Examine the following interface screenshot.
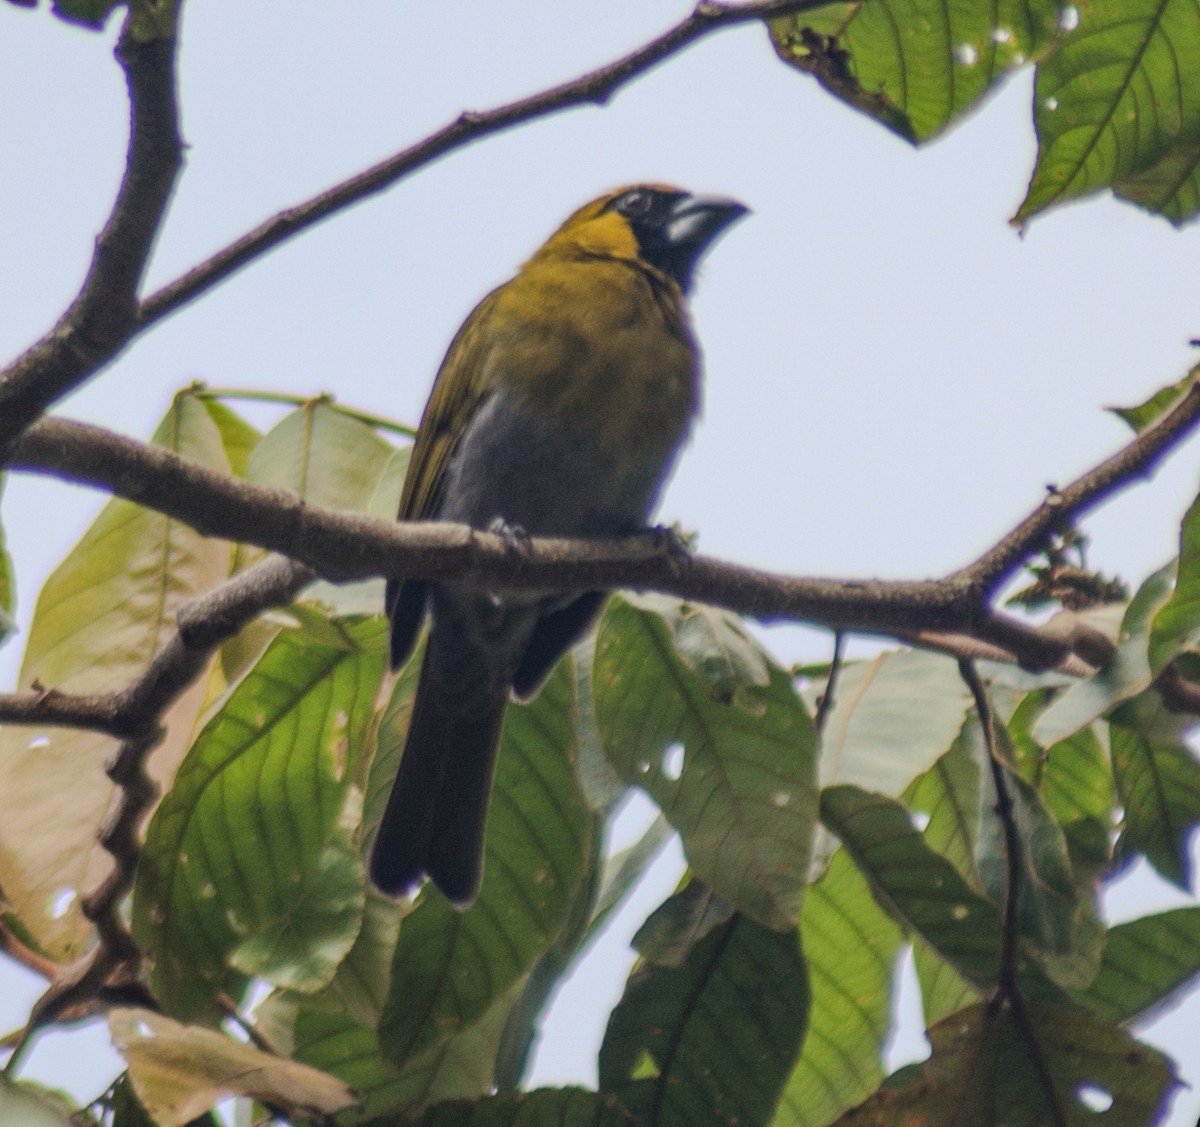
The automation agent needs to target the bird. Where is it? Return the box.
[368,184,747,907]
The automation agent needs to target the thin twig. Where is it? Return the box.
[136,0,828,332]
[813,631,845,735]
[960,377,1200,596]
[0,14,183,452]
[957,658,1067,1127]
[218,992,280,1056]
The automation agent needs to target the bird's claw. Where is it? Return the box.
[651,523,694,576]
[487,517,531,556]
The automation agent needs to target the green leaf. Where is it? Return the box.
[286,985,523,1119]
[1019,0,1200,222]
[594,595,816,931]
[1032,634,1152,746]
[1122,560,1177,636]
[1150,488,1200,671]
[229,831,365,994]
[775,849,903,1127]
[32,0,123,30]
[1110,722,1200,887]
[600,914,809,1127]
[1116,141,1200,224]
[375,661,592,1066]
[0,1074,77,1127]
[243,400,397,614]
[363,1088,638,1127]
[815,648,973,796]
[1109,372,1198,433]
[133,617,385,1019]
[0,391,235,958]
[1039,725,1114,879]
[820,785,1002,988]
[770,0,1060,143]
[1077,907,1200,1022]
[197,396,261,476]
[633,880,735,967]
[247,399,394,510]
[904,735,982,880]
[834,1000,1176,1126]
[913,940,982,1026]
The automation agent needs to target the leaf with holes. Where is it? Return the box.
[770,0,1060,143]
[132,616,385,1019]
[0,391,236,959]
[594,596,816,931]
[1020,0,1200,222]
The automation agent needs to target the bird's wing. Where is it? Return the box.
[398,286,503,522]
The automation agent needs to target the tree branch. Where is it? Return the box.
[14,377,1200,673]
[136,0,826,330]
[0,1,824,459]
[0,16,182,452]
[958,377,1200,596]
[959,658,1067,1127]
[10,557,313,1054]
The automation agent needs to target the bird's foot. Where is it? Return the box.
[487,516,531,556]
[651,523,695,577]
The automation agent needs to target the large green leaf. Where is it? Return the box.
[820,785,1002,988]
[1020,0,1200,222]
[375,661,592,1066]
[770,0,1060,143]
[1077,907,1200,1022]
[593,595,816,931]
[228,831,365,994]
[0,391,235,957]
[815,648,973,796]
[600,914,809,1127]
[834,1000,1175,1126]
[288,987,521,1119]
[241,400,396,614]
[1150,488,1200,671]
[1031,633,1152,746]
[364,1089,639,1127]
[133,617,385,1018]
[773,849,902,1127]
[1110,722,1200,888]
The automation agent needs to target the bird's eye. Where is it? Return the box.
[616,190,653,218]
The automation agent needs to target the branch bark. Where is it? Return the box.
[0,17,182,452]
[12,373,1200,677]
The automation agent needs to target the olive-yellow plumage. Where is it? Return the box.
[370,185,747,906]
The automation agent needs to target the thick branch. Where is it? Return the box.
[137,0,824,329]
[17,377,1200,673]
[0,1,818,457]
[0,19,182,452]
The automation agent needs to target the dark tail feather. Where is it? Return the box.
[368,627,506,907]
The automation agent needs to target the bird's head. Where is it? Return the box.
[536,184,748,292]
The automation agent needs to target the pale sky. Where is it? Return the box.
[3,2,1200,1123]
